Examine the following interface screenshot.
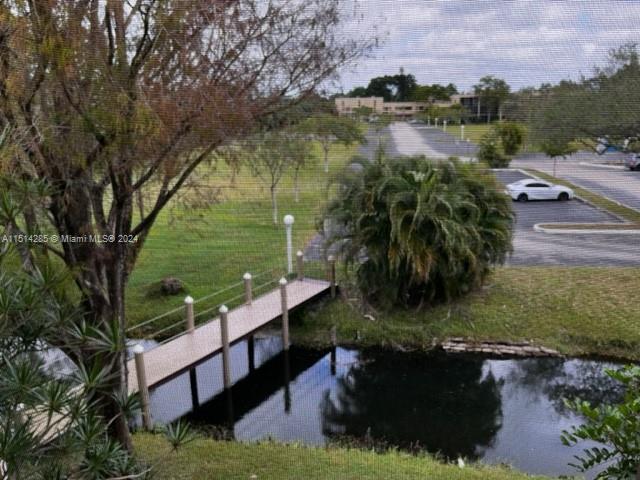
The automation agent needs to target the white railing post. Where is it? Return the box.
[243,273,253,305]
[279,277,290,350]
[219,305,231,389]
[461,124,465,141]
[133,344,152,430]
[283,214,294,274]
[184,296,194,333]
[296,251,304,281]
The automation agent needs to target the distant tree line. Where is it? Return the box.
[346,70,458,103]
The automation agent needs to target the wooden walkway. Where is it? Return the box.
[127,277,331,393]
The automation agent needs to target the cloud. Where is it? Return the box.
[338,0,640,92]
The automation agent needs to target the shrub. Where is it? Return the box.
[496,122,526,156]
[477,130,511,168]
[325,155,514,308]
[561,365,640,479]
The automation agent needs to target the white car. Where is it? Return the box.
[505,179,574,202]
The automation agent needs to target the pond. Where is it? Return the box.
[147,336,624,478]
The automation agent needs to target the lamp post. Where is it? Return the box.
[443,120,447,132]
[283,214,294,274]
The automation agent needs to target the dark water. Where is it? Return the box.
[148,337,624,478]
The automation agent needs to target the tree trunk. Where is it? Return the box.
[498,104,503,121]
[136,189,144,221]
[293,168,300,203]
[323,144,330,173]
[271,185,278,225]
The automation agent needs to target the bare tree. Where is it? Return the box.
[0,0,371,449]
[249,131,301,224]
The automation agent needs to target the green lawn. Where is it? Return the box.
[133,434,547,480]
[292,266,640,360]
[447,123,493,144]
[126,140,360,337]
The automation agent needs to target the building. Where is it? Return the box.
[334,97,428,119]
[335,93,482,120]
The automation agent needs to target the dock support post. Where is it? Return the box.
[133,344,153,430]
[219,305,231,390]
[189,368,200,409]
[330,326,337,376]
[296,250,304,281]
[327,255,336,298]
[184,296,195,333]
[248,335,255,372]
[279,277,290,351]
[283,350,291,413]
[243,273,252,305]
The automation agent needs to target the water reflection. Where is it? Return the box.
[321,351,503,460]
[152,342,623,478]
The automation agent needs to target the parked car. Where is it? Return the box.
[505,179,574,202]
[625,153,640,171]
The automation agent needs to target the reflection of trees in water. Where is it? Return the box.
[504,358,625,415]
[320,351,503,460]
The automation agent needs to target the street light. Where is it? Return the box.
[283,214,295,274]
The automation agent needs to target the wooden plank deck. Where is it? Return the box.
[127,278,330,393]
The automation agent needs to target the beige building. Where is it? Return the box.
[335,96,428,118]
[335,93,480,119]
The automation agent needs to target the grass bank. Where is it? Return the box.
[292,266,640,360]
[125,139,361,337]
[133,434,547,480]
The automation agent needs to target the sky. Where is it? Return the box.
[336,0,640,94]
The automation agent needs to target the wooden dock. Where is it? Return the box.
[127,277,331,393]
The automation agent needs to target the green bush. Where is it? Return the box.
[561,365,640,479]
[477,130,511,168]
[325,155,514,308]
[496,122,526,155]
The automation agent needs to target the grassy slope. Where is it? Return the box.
[293,267,640,360]
[126,141,358,335]
[134,434,547,480]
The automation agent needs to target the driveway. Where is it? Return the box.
[382,122,476,161]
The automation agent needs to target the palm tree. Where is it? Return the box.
[325,154,513,307]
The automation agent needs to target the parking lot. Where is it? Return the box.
[494,170,640,266]
[357,125,640,266]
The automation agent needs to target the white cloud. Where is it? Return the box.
[337,0,640,92]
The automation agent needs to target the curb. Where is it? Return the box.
[578,161,626,171]
[533,223,640,235]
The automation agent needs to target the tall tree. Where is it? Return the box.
[529,44,640,155]
[297,114,365,173]
[473,75,511,122]
[0,0,370,449]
